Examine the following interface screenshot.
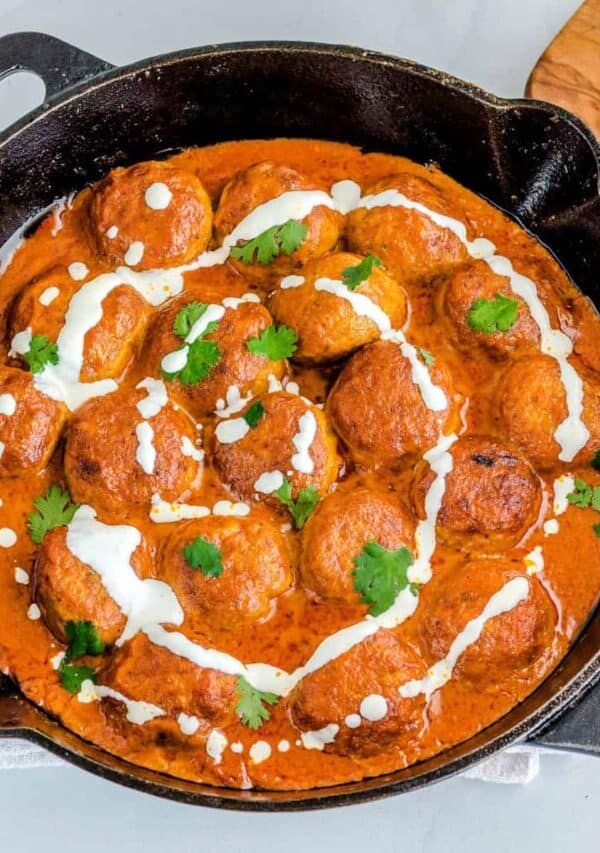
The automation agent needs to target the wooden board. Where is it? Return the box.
[526,0,600,137]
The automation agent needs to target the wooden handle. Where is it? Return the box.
[526,0,600,137]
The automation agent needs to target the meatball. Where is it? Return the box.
[495,354,600,469]
[99,632,236,725]
[0,366,67,476]
[418,558,556,688]
[411,436,541,553]
[159,512,293,630]
[300,484,415,603]
[346,173,467,282]
[290,631,426,756]
[11,269,149,382]
[144,289,284,418]
[34,526,150,646]
[89,161,213,270]
[439,260,544,358]
[269,252,408,364]
[64,385,201,516]
[327,340,459,466]
[212,391,340,503]
[214,161,342,283]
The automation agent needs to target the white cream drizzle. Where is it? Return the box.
[280,275,305,289]
[215,385,253,418]
[290,411,317,474]
[27,603,41,620]
[181,436,205,462]
[135,421,156,475]
[206,729,228,764]
[145,182,173,210]
[0,393,16,416]
[222,292,261,310]
[525,545,544,575]
[543,519,559,536]
[68,262,88,281]
[160,303,225,376]
[215,417,249,445]
[106,225,118,239]
[78,679,164,724]
[300,724,339,751]
[39,286,60,306]
[212,500,251,517]
[125,241,145,266]
[359,693,388,722]
[14,567,29,585]
[553,475,574,516]
[345,714,362,729]
[177,713,200,735]
[254,470,285,494]
[150,494,211,523]
[136,377,168,419]
[249,741,272,764]
[0,528,17,547]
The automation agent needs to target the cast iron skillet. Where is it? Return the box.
[0,32,599,810]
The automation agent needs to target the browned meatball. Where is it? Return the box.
[346,173,467,282]
[0,366,67,476]
[214,161,342,284]
[89,161,213,270]
[300,483,415,603]
[495,354,600,469]
[411,436,541,553]
[144,289,284,418]
[417,558,556,688]
[10,269,149,382]
[34,526,150,646]
[327,340,459,466]
[269,252,407,364]
[99,632,236,725]
[212,391,341,504]
[159,512,293,630]
[290,631,426,756]
[64,385,201,516]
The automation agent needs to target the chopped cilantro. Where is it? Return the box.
[27,484,79,545]
[352,541,414,616]
[64,620,105,662]
[341,255,382,290]
[235,676,279,729]
[247,324,297,360]
[22,333,59,374]
[182,536,223,577]
[593,523,600,538]
[418,347,435,367]
[231,220,308,265]
[173,302,219,340]
[566,479,600,511]
[59,663,96,694]
[274,478,320,529]
[162,338,221,386]
[243,400,265,428]
[467,292,519,335]
[591,450,600,472]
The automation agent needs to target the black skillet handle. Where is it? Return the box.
[528,679,600,754]
[0,32,114,101]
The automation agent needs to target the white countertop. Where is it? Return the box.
[0,0,598,848]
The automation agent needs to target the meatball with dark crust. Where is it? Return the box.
[10,269,149,382]
[269,251,408,364]
[417,558,556,688]
[0,366,67,477]
[411,436,542,553]
[34,526,150,646]
[290,631,426,756]
[214,161,342,284]
[212,391,341,504]
[159,512,293,630]
[144,289,284,418]
[300,484,415,604]
[327,340,459,467]
[346,173,467,282]
[495,354,600,470]
[99,633,237,725]
[89,161,213,270]
[64,385,201,516]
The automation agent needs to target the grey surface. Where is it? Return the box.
[0,0,598,848]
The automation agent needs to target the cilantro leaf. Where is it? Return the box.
[64,620,105,663]
[173,302,218,340]
[467,292,519,335]
[59,663,96,694]
[182,536,223,577]
[566,479,600,511]
[352,541,414,616]
[162,338,221,386]
[23,333,59,374]
[247,324,297,360]
[341,255,382,290]
[235,676,279,729]
[592,450,600,472]
[230,220,308,265]
[418,347,435,367]
[274,478,320,529]
[27,484,79,545]
[593,522,600,538]
[243,400,265,428]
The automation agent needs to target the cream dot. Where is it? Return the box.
[277,740,290,753]
[359,694,388,722]
[14,567,29,585]
[230,742,244,754]
[39,286,60,306]
[125,241,145,266]
[68,262,88,281]
[345,714,362,729]
[145,182,173,210]
[0,528,17,548]
[106,225,118,239]
[27,603,41,620]
[249,741,272,764]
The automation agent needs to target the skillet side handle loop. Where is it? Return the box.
[0,31,114,100]
[0,674,24,731]
[528,679,600,754]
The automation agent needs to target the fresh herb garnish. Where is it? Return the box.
[27,484,79,545]
[418,347,435,367]
[173,302,219,339]
[243,400,265,428]
[247,324,297,360]
[566,479,600,511]
[352,541,414,616]
[274,478,319,529]
[235,676,279,729]
[182,536,223,577]
[59,664,96,694]
[23,333,59,374]
[341,255,382,290]
[593,522,600,538]
[467,292,519,335]
[64,620,105,662]
[591,450,600,472]
[162,301,221,387]
[231,220,308,266]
